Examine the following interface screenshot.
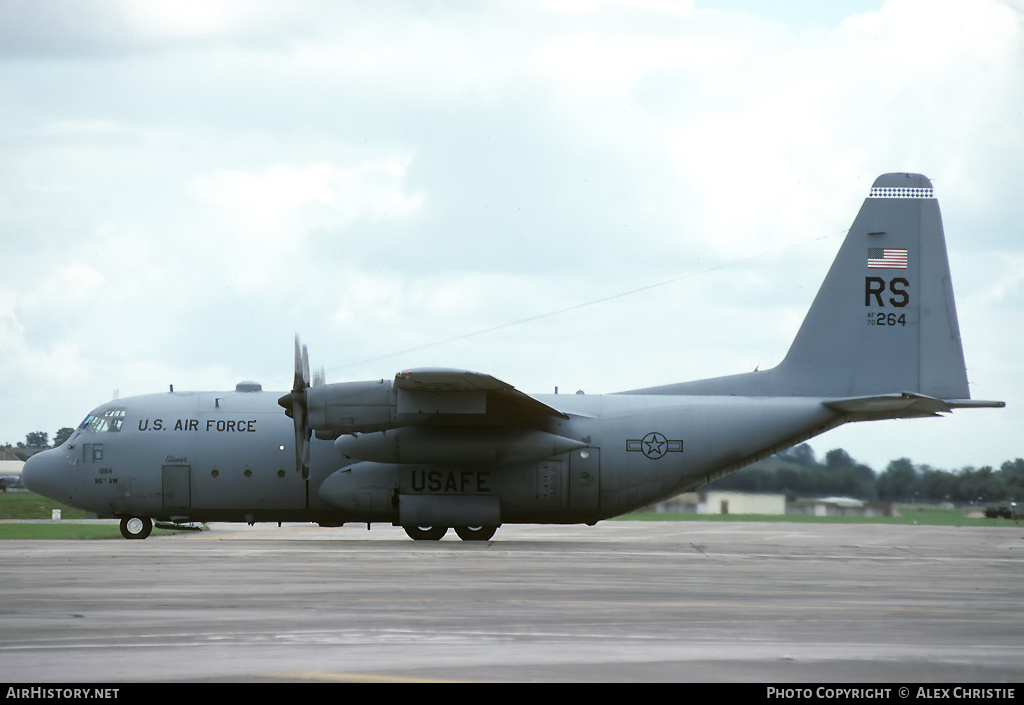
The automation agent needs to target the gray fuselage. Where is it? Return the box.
[25,387,837,526]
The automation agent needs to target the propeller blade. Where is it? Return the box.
[280,335,312,479]
[292,335,307,393]
[301,342,310,390]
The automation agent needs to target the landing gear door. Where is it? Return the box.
[568,448,599,514]
[162,465,191,513]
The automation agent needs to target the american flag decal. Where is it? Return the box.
[867,248,908,269]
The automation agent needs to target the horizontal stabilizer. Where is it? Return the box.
[825,393,1005,420]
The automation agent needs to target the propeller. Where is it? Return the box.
[278,335,311,479]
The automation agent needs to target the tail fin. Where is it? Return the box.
[633,173,996,404]
[775,172,967,398]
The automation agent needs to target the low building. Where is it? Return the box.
[700,491,786,515]
[787,497,892,517]
[0,459,24,476]
[0,459,25,492]
[645,491,894,518]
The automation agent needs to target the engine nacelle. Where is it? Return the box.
[306,380,396,437]
[318,462,399,520]
[334,427,588,465]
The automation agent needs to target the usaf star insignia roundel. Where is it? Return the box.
[626,432,683,459]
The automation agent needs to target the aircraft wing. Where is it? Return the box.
[393,368,569,422]
[327,368,581,465]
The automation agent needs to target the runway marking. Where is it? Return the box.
[265,671,472,683]
[186,526,344,539]
[1,594,998,615]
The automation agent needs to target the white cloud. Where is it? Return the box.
[195,160,424,233]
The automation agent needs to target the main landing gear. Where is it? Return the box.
[119,516,153,540]
[402,525,498,542]
[454,525,497,541]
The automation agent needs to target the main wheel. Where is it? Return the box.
[403,525,448,541]
[119,516,153,540]
[454,525,497,541]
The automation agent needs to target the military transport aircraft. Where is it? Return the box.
[0,471,23,493]
[23,173,1004,541]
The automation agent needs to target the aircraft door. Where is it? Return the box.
[162,464,191,514]
[568,448,600,514]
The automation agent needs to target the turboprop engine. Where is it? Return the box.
[305,380,396,437]
[279,340,579,470]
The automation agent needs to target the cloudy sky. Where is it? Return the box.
[2,0,1021,473]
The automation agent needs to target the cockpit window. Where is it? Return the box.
[80,408,125,433]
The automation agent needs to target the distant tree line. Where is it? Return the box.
[2,429,76,460]
[710,444,1024,505]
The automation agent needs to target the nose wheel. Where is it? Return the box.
[119,516,153,540]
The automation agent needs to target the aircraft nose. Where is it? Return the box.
[21,449,72,502]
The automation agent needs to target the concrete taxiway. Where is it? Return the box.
[1,521,1022,682]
